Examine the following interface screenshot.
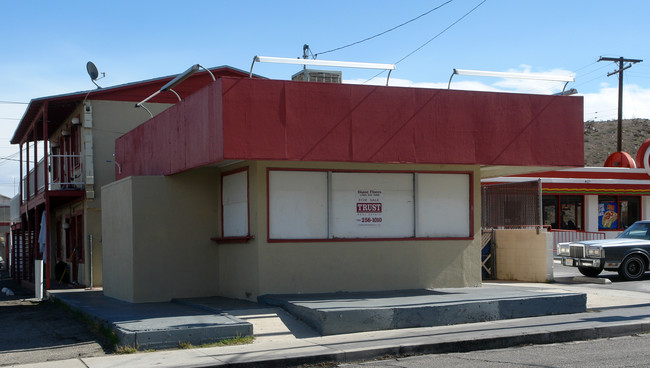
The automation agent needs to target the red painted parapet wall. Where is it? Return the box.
[116,77,584,179]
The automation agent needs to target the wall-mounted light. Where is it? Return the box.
[71,117,81,125]
[448,68,575,92]
[63,222,70,230]
[135,64,216,118]
[249,56,397,86]
[61,130,70,137]
[106,159,122,174]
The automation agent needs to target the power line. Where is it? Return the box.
[571,60,599,74]
[364,0,487,84]
[574,61,614,80]
[0,101,28,105]
[315,0,455,57]
[518,61,616,95]
[395,0,486,65]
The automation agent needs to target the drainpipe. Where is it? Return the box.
[88,234,93,289]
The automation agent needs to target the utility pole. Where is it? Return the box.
[598,56,643,152]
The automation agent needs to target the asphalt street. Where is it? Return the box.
[0,272,107,367]
[337,334,650,368]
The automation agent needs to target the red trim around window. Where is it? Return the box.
[266,168,475,243]
[219,167,250,240]
[597,195,642,231]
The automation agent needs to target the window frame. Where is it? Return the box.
[266,168,474,242]
[542,194,585,230]
[598,195,641,231]
[220,167,250,239]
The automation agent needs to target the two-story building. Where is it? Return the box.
[9,66,252,290]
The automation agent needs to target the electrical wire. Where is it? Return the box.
[571,60,599,74]
[575,61,614,80]
[315,0,455,57]
[0,101,28,105]
[496,59,617,95]
[363,0,487,84]
[395,0,486,65]
[521,62,614,95]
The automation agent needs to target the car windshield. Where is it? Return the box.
[618,222,650,240]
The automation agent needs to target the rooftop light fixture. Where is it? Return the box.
[448,68,575,93]
[250,56,397,86]
[553,88,578,96]
[135,64,216,118]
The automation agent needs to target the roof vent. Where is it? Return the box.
[291,69,342,83]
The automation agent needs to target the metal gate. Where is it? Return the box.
[482,180,541,228]
[481,180,541,280]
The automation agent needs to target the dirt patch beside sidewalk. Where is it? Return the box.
[0,272,107,366]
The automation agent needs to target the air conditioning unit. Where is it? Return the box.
[292,69,342,84]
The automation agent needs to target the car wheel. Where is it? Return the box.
[578,267,603,277]
[618,254,647,281]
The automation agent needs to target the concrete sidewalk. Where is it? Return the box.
[13,279,650,368]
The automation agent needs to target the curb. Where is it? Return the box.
[211,321,650,367]
[572,276,612,284]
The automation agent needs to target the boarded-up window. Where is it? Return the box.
[222,169,248,237]
[416,173,470,237]
[330,172,414,238]
[269,170,328,239]
[268,169,472,240]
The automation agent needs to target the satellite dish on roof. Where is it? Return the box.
[86,61,105,89]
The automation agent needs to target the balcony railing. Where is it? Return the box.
[22,154,84,201]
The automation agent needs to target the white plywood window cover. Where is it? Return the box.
[222,170,248,237]
[269,170,328,239]
[416,173,470,237]
[330,172,414,238]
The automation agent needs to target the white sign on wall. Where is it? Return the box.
[355,189,383,226]
[331,172,414,238]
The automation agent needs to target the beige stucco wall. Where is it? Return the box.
[87,100,171,287]
[101,178,135,301]
[44,100,171,288]
[102,170,220,303]
[102,160,482,303]
[220,161,482,301]
[493,229,553,282]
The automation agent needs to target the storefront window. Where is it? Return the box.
[542,195,583,230]
[598,195,640,230]
[268,169,472,240]
[542,196,558,228]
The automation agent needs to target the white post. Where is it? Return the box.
[35,259,44,300]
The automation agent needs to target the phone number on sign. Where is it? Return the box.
[360,217,382,223]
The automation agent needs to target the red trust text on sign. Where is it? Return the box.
[356,203,382,213]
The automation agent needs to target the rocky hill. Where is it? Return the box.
[584,118,650,167]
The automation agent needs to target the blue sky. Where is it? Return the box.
[0,0,649,197]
